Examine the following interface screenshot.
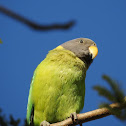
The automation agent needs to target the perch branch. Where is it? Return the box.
[0,5,75,31]
[49,98,126,126]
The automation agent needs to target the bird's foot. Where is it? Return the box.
[70,112,78,123]
[40,120,50,126]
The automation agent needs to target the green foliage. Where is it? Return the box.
[0,108,8,126]
[9,115,20,126]
[93,75,126,121]
[0,109,29,126]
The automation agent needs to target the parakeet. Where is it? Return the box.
[26,38,98,126]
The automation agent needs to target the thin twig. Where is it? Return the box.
[0,6,75,31]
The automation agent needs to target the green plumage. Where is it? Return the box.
[27,38,98,125]
[27,48,87,125]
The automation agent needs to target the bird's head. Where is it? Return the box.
[60,38,98,67]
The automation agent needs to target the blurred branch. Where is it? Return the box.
[0,5,75,31]
[49,99,126,126]
[94,75,126,121]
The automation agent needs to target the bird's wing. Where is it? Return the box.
[26,72,36,124]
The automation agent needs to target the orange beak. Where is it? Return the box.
[89,46,98,59]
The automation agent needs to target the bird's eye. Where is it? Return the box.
[80,40,83,43]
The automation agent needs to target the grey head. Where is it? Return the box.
[61,38,98,67]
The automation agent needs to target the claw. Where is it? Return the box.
[70,112,78,122]
[40,120,50,126]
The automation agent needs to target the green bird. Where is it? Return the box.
[26,38,98,126]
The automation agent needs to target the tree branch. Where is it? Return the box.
[0,6,75,31]
[49,98,126,126]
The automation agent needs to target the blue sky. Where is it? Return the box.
[0,0,126,125]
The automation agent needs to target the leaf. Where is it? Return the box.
[93,86,117,102]
[0,39,2,44]
[102,75,125,103]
